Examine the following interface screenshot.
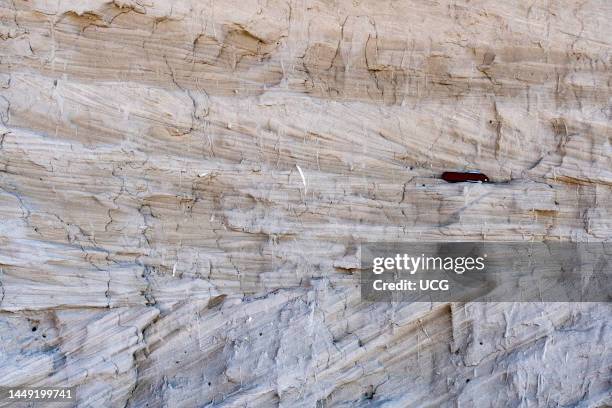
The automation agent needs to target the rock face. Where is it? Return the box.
[0,0,610,406]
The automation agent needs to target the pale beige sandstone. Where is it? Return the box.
[0,0,610,406]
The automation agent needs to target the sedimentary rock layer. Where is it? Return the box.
[0,0,610,406]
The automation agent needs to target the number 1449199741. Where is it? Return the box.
[5,388,74,401]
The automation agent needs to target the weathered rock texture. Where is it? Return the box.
[0,0,610,406]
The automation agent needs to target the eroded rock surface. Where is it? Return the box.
[0,0,610,406]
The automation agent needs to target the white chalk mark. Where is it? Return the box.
[296,164,307,194]
[172,263,177,277]
[198,171,219,180]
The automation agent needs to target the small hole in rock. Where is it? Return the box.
[259,332,262,336]
[466,379,470,383]
[479,341,483,345]
[32,327,37,332]
[208,382,211,386]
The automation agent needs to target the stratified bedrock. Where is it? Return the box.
[0,0,610,407]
